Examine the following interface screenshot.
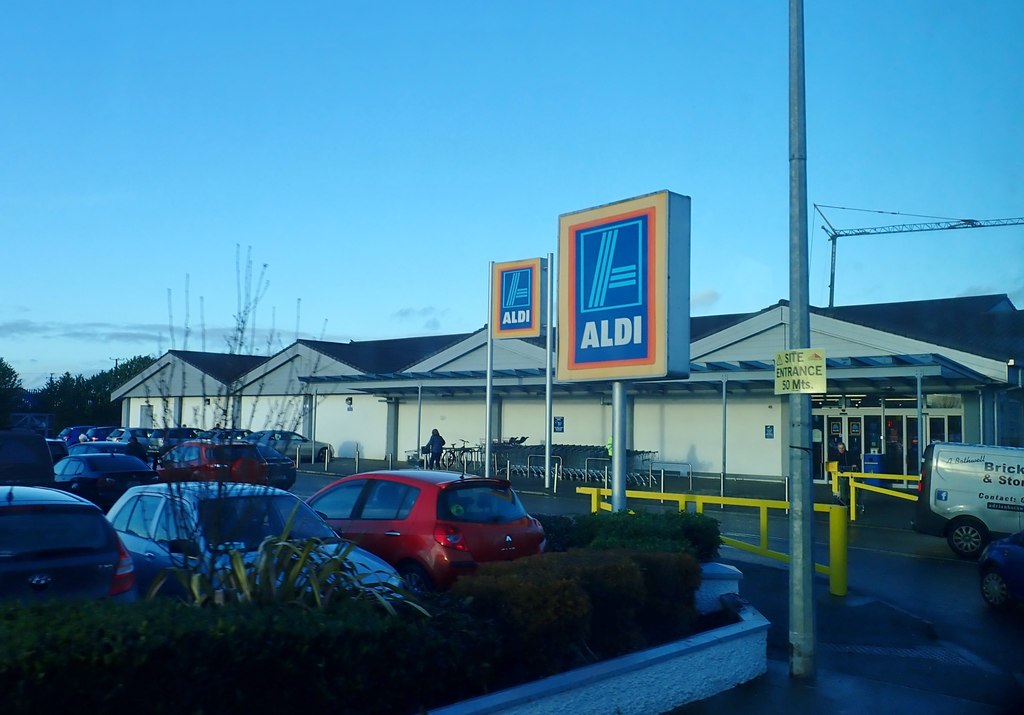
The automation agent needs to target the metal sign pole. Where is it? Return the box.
[612,381,627,511]
[544,253,554,490]
[485,262,494,478]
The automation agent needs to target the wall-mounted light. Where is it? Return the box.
[345,397,353,406]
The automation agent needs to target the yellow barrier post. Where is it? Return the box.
[827,460,839,498]
[829,504,848,596]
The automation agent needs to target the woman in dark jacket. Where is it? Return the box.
[426,429,445,469]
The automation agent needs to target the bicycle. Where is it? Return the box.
[441,439,474,471]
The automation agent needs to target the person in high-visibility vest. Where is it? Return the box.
[606,435,613,458]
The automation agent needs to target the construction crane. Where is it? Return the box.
[815,205,1024,308]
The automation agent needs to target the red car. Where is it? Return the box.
[307,470,546,592]
[156,440,268,485]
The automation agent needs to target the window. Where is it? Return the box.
[360,480,418,520]
[124,495,164,539]
[311,479,367,519]
[439,485,527,524]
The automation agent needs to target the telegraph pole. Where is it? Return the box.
[788,0,815,680]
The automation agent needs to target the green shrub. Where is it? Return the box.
[0,597,496,715]
[452,546,703,684]
[540,509,721,561]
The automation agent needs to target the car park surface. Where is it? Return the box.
[979,528,1024,610]
[53,453,159,510]
[307,470,546,593]
[106,482,402,598]
[0,486,136,602]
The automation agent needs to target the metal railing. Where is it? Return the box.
[826,463,919,522]
[576,486,849,597]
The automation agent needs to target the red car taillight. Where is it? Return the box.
[434,524,467,551]
[110,538,135,596]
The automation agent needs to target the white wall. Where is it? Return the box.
[311,394,389,458]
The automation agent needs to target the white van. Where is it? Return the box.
[913,442,1024,558]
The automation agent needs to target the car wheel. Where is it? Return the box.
[947,517,989,559]
[397,562,434,595]
[316,446,332,462]
[980,566,1012,610]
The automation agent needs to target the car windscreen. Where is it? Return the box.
[438,484,529,524]
[0,506,115,559]
[198,495,337,551]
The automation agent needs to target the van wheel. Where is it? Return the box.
[946,517,989,559]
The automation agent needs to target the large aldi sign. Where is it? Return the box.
[558,191,690,381]
[492,258,546,339]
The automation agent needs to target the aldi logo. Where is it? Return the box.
[575,214,648,358]
[558,191,691,382]
[492,258,545,339]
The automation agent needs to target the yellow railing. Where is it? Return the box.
[826,462,919,522]
[576,486,849,597]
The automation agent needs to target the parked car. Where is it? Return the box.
[254,443,297,491]
[45,438,70,465]
[68,440,131,456]
[107,427,155,452]
[198,428,252,442]
[0,486,136,602]
[0,428,54,487]
[57,425,94,445]
[53,453,159,510]
[307,470,546,593]
[149,427,201,455]
[247,430,334,462]
[106,482,402,599]
[156,440,268,485]
[979,528,1024,610]
[84,426,119,442]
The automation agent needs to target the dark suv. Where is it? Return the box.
[0,429,54,487]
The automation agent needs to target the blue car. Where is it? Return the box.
[979,529,1024,610]
[0,486,136,603]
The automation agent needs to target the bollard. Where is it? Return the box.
[829,505,849,596]
[355,448,359,474]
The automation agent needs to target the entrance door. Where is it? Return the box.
[822,415,863,478]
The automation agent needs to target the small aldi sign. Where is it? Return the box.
[492,258,545,339]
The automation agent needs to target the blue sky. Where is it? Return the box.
[2,1,1022,388]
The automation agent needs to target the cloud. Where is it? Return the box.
[691,289,721,309]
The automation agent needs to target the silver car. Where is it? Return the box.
[106,482,400,600]
[247,430,334,462]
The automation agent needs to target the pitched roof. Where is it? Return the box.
[814,294,1022,361]
[167,350,270,384]
[299,332,474,373]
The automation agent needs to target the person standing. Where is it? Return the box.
[427,428,445,470]
[125,436,147,461]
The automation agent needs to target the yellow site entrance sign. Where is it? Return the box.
[775,349,826,394]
